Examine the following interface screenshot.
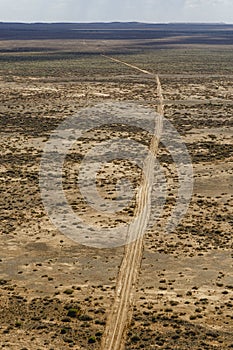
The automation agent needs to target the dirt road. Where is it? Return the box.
[101,56,164,350]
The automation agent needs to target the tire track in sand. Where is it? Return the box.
[101,55,164,350]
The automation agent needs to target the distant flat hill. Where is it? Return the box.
[0,22,232,46]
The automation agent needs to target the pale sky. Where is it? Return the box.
[0,0,233,23]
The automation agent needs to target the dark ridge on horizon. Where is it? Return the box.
[0,21,232,27]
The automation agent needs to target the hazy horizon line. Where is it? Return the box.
[1,20,233,25]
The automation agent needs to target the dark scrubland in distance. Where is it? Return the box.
[0,22,233,45]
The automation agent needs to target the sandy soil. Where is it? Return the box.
[0,45,232,349]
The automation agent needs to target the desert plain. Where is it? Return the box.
[0,23,232,349]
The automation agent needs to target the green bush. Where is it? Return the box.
[63,289,73,295]
[88,336,96,344]
[67,308,79,317]
[131,335,140,342]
